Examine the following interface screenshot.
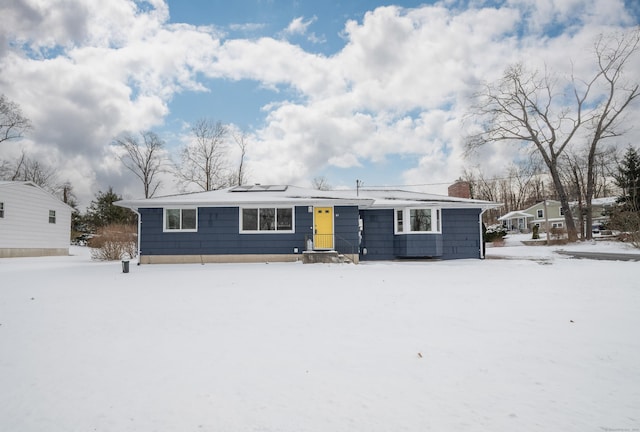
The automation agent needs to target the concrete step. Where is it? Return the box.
[302,250,351,264]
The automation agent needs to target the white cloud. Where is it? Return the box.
[0,0,638,207]
[0,0,222,206]
[240,1,639,190]
[284,16,317,36]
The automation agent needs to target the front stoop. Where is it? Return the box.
[302,250,352,264]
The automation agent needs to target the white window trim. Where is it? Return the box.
[239,206,295,234]
[394,208,441,234]
[163,207,198,232]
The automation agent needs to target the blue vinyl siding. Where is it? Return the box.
[138,205,482,260]
[441,208,482,259]
[333,206,360,256]
[360,208,482,260]
[139,205,359,256]
[359,209,396,260]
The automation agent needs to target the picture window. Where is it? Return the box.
[241,207,294,232]
[395,208,441,234]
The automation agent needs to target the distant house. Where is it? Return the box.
[0,181,73,258]
[499,197,619,234]
[571,197,618,227]
[115,185,500,264]
[497,211,534,232]
[499,200,565,232]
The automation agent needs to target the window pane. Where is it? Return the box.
[410,209,431,231]
[182,209,197,229]
[242,208,258,231]
[260,208,275,230]
[396,209,403,232]
[166,209,181,230]
[276,208,292,230]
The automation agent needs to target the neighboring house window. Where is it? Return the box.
[0,202,4,218]
[241,207,294,232]
[49,210,56,224]
[537,209,544,218]
[559,207,565,216]
[552,222,564,228]
[164,208,197,231]
[395,208,441,234]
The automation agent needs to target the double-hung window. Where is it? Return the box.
[49,210,56,224]
[395,208,441,234]
[241,207,294,232]
[164,208,197,231]
[0,202,4,218]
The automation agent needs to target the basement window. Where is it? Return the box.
[164,208,197,232]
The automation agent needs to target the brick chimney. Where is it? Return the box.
[448,180,471,199]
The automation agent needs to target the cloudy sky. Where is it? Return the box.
[1,0,639,207]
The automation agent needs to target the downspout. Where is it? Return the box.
[479,208,488,259]
[132,208,141,265]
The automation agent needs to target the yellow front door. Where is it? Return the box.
[314,207,334,249]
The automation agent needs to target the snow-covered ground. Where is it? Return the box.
[487,232,640,260]
[1,242,639,432]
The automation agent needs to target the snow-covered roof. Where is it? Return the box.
[498,211,534,221]
[0,180,36,187]
[115,185,501,211]
[569,196,618,207]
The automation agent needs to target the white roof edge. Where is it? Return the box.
[114,185,502,210]
[115,197,376,210]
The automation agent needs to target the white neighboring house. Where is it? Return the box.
[0,181,73,258]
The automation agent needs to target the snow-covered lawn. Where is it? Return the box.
[1,244,639,432]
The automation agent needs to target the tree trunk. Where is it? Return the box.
[549,165,579,242]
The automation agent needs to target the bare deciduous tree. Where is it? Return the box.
[0,151,58,190]
[466,28,640,242]
[230,128,249,186]
[312,176,332,191]
[175,119,229,191]
[560,147,617,239]
[582,30,640,239]
[463,161,544,224]
[114,131,165,198]
[0,94,32,145]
